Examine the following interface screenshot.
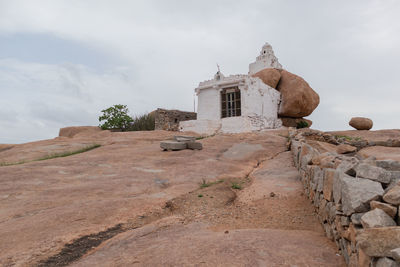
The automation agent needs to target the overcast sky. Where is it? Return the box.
[0,0,399,143]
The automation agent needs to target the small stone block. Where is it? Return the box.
[187,142,203,150]
[174,136,196,142]
[160,140,187,151]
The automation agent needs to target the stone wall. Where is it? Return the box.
[154,109,196,131]
[290,130,400,266]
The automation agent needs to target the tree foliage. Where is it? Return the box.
[98,104,133,131]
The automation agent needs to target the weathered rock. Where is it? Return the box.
[357,227,400,257]
[358,248,372,267]
[350,213,365,226]
[360,208,396,228]
[312,152,337,169]
[280,117,312,128]
[59,126,101,138]
[356,163,392,183]
[377,160,400,171]
[187,142,203,150]
[349,117,373,130]
[391,248,400,262]
[383,183,400,205]
[375,257,400,267]
[299,143,318,170]
[340,175,384,215]
[323,168,336,201]
[276,70,320,118]
[160,140,187,151]
[252,68,281,88]
[336,144,357,154]
[336,157,359,176]
[174,136,196,142]
[370,201,398,218]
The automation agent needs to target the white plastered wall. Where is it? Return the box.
[180,76,282,134]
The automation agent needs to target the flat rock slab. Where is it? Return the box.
[72,221,344,267]
[359,146,400,162]
[223,143,263,160]
[0,130,294,266]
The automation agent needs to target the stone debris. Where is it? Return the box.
[360,208,396,228]
[160,136,202,151]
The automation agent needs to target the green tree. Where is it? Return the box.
[99,104,133,131]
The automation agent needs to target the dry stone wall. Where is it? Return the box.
[154,108,197,131]
[290,130,400,266]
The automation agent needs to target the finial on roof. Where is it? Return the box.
[214,63,224,80]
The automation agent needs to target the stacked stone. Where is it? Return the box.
[290,130,400,266]
[154,108,197,131]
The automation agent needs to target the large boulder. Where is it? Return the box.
[349,117,373,130]
[252,68,281,89]
[276,70,320,118]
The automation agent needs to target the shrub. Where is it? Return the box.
[99,104,133,131]
[130,113,155,131]
[296,120,309,129]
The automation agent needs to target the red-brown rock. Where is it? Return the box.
[59,126,101,138]
[252,68,281,88]
[276,70,320,118]
[349,117,373,130]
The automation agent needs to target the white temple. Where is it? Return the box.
[180,43,283,135]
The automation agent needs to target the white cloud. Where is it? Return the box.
[0,0,399,142]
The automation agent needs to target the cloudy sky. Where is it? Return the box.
[0,0,399,143]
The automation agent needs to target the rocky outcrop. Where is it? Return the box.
[349,117,373,130]
[59,126,101,138]
[252,68,281,89]
[276,70,320,118]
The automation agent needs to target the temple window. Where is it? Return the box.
[221,87,241,118]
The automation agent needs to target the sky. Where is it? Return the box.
[0,0,399,143]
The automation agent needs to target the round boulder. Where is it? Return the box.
[276,70,320,118]
[349,117,373,130]
[252,68,281,89]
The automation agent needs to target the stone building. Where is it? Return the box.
[180,43,283,135]
[154,108,197,131]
